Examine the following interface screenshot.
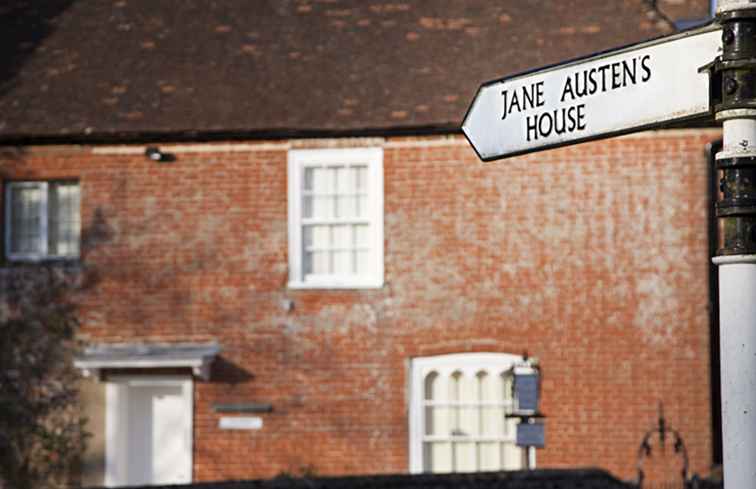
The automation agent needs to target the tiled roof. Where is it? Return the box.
[0,1,675,142]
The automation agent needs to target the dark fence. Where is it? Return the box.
[686,477,723,489]
[91,469,637,489]
[639,477,722,489]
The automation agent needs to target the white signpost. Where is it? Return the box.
[462,25,722,161]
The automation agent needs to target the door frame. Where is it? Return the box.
[105,375,193,487]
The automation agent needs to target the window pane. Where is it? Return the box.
[424,442,452,473]
[454,442,476,473]
[505,416,518,438]
[449,372,462,402]
[304,251,331,274]
[303,167,314,191]
[502,441,524,470]
[354,224,369,247]
[303,195,314,218]
[49,182,80,257]
[311,225,330,249]
[478,442,501,471]
[425,406,450,436]
[425,372,439,401]
[455,374,476,435]
[481,406,505,437]
[459,373,475,401]
[354,250,369,274]
[458,406,478,437]
[425,372,450,437]
[332,225,351,248]
[311,167,328,193]
[303,226,313,248]
[9,185,43,254]
[303,251,313,275]
[335,166,351,193]
[355,165,367,190]
[478,371,493,401]
[312,196,331,219]
[356,195,368,218]
[332,250,351,274]
[336,196,356,218]
[501,373,513,402]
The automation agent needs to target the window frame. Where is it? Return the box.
[287,147,384,289]
[409,352,527,474]
[4,180,81,262]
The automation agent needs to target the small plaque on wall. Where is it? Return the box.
[219,416,263,430]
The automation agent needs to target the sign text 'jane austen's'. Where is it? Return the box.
[502,55,652,141]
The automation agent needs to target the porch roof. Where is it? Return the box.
[74,341,220,381]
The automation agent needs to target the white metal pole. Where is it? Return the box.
[713,113,756,486]
[713,255,756,487]
[712,3,756,486]
[528,446,536,469]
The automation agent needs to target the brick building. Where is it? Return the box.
[0,0,720,487]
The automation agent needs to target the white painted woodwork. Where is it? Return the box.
[105,377,193,487]
[713,112,756,489]
[288,147,384,289]
[409,353,525,474]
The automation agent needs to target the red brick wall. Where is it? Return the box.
[0,130,718,482]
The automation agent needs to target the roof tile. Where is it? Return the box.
[0,0,675,141]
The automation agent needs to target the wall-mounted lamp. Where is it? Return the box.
[144,146,175,163]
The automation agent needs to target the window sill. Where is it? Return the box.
[287,279,384,290]
[2,256,82,270]
[5,255,80,264]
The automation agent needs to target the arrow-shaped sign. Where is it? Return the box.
[462,25,723,161]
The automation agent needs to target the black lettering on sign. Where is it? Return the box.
[560,77,575,103]
[641,54,651,82]
[588,68,598,95]
[501,81,545,120]
[560,54,653,103]
[525,103,587,142]
[611,62,622,90]
[598,64,610,92]
[512,53,654,145]
[623,58,637,85]
[577,103,586,130]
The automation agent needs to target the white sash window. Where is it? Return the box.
[288,148,383,288]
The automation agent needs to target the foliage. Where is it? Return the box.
[0,265,89,489]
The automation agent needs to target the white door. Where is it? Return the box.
[106,377,193,487]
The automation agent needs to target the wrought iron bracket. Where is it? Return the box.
[636,405,689,488]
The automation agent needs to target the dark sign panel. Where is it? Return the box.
[516,422,545,448]
[514,373,539,412]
